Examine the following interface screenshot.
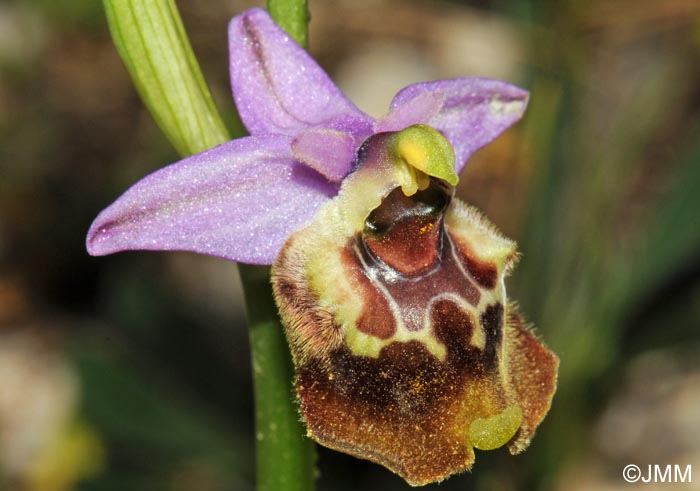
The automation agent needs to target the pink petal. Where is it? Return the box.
[374,91,446,133]
[87,135,337,265]
[229,8,373,139]
[390,78,529,173]
[292,129,358,182]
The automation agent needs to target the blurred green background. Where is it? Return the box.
[1,0,699,490]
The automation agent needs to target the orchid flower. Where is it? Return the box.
[87,7,557,486]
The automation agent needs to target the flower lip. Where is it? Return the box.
[271,111,557,485]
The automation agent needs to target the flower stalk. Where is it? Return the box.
[240,265,316,491]
[101,0,315,489]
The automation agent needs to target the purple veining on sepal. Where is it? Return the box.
[87,136,337,264]
[228,8,373,139]
[390,78,529,173]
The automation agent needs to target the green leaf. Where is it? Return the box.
[103,0,230,156]
[102,2,316,489]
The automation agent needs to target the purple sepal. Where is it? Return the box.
[86,135,337,265]
[390,78,529,173]
[228,8,373,139]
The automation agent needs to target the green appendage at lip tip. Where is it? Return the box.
[469,404,523,451]
[393,124,459,187]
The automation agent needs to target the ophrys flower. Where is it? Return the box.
[87,7,557,486]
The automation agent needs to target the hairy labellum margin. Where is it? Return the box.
[272,127,558,486]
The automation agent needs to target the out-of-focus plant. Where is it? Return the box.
[0,330,104,491]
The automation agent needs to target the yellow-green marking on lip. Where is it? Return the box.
[469,404,523,450]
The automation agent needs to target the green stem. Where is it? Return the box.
[268,0,310,48]
[239,265,316,491]
[103,0,315,489]
[244,6,314,491]
[251,5,315,491]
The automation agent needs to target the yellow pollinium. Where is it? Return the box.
[392,124,458,195]
[469,404,523,451]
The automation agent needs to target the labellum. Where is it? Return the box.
[272,125,558,486]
